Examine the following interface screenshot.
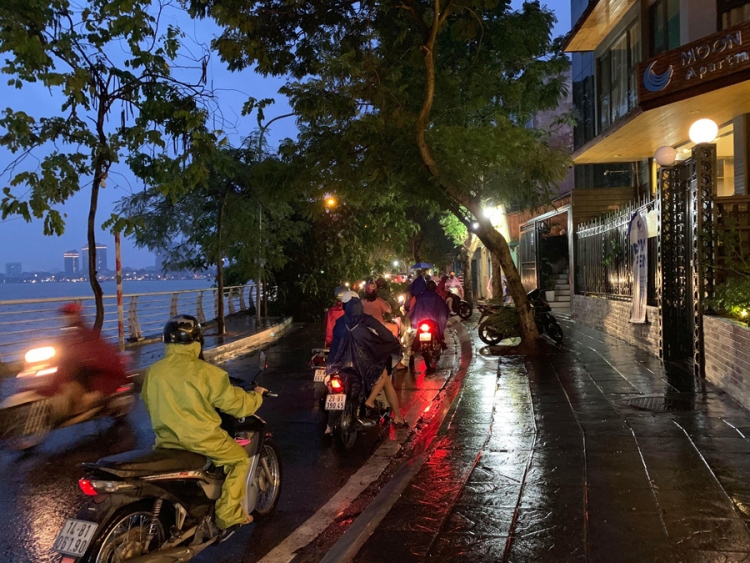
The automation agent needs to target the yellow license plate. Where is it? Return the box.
[419,332,432,342]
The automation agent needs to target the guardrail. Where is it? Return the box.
[0,284,261,363]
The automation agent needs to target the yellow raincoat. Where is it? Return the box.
[141,342,263,529]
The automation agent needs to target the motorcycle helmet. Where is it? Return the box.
[60,302,82,315]
[365,280,378,295]
[341,290,359,304]
[375,277,387,289]
[334,285,348,301]
[163,315,204,345]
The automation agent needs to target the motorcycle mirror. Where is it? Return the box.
[259,351,267,371]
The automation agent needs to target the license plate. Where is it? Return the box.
[314,368,326,382]
[419,332,432,342]
[325,394,346,411]
[52,519,98,558]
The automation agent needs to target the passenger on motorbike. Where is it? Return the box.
[445,271,464,299]
[141,315,267,532]
[327,293,407,430]
[42,303,128,422]
[324,285,348,348]
[406,277,450,349]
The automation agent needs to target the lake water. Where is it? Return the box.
[0,280,214,302]
[0,280,256,362]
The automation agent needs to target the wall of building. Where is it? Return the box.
[572,294,661,356]
[704,315,750,410]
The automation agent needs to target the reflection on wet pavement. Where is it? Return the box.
[355,317,750,563]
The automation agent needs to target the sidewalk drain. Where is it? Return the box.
[629,395,694,412]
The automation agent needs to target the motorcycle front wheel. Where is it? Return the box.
[478,322,503,346]
[254,439,283,518]
[545,318,564,344]
[336,400,359,451]
[458,302,473,320]
[3,400,52,450]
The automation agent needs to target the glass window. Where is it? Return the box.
[722,2,750,28]
[597,21,641,130]
[650,0,681,56]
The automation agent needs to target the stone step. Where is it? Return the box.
[555,283,570,291]
[555,289,571,297]
[549,301,571,311]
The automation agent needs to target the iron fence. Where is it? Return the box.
[575,196,655,299]
[0,284,261,363]
[715,195,750,284]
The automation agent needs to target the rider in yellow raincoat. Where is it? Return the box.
[142,315,265,530]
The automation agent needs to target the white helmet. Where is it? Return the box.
[341,290,359,304]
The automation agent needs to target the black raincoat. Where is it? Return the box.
[326,298,402,390]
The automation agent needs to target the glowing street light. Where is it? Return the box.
[689,118,718,144]
[325,196,337,208]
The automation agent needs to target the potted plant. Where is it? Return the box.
[541,257,556,302]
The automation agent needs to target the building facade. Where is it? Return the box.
[4,263,21,277]
[81,244,108,274]
[566,0,750,385]
[63,250,80,276]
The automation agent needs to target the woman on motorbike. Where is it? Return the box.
[327,292,407,430]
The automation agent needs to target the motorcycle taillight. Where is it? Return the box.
[329,375,345,393]
[420,323,431,332]
[78,478,98,496]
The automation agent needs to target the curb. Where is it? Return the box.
[204,317,294,363]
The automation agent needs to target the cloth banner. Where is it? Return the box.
[628,210,648,324]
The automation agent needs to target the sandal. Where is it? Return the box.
[392,420,409,428]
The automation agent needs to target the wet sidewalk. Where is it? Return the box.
[353,317,750,563]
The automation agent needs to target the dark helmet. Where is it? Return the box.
[365,280,378,295]
[375,277,387,289]
[163,315,204,345]
[426,280,438,291]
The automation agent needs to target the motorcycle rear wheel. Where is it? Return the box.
[335,400,359,451]
[478,322,503,346]
[85,502,167,563]
[254,439,283,518]
[545,319,564,344]
[458,302,473,320]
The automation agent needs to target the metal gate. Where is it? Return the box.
[658,145,716,377]
[519,223,537,292]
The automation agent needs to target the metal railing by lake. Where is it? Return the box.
[0,284,261,363]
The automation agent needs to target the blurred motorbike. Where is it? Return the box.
[50,353,281,563]
[408,320,443,373]
[477,290,564,346]
[0,344,135,450]
[446,288,473,320]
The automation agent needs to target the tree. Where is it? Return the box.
[441,212,481,303]
[116,145,305,332]
[0,0,215,331]
[190,0,570,346]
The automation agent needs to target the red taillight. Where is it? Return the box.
[420,323,431,332]
[78,478,98,496]
[329,375,344,393]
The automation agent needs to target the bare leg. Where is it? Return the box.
[365,370,389,409]
[382,377,405,424]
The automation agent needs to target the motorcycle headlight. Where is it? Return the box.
[24,346,56,364]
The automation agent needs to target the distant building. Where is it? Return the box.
[81,244,108,273]
[63,250,80,276]
[5,262,21,277]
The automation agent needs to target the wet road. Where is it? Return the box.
[0,324,393,562]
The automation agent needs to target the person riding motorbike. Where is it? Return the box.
[141,315,267,533]
[362,280,397,335]
[406,277,450,350]
[41,303,128,422]
[445,271,464,299]
[326,293,407,432]
[324,285,348,348]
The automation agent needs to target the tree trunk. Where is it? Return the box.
[412,0,538,344]
[460,236,476,304]
[216,199,226,335]
[88,169,105,334]
[491,253,502,302]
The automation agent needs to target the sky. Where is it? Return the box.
[0,0,570,273]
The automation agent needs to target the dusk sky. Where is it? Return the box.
[0,0,570,273]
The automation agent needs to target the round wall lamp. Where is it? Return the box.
[689,119,718,144]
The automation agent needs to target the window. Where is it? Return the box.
[721,1,750,28]
[597,20,640,131]
[650,0,680,56]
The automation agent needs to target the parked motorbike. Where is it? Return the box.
[408,320,443,373]
[323,368,393,451]
[477,290,564,346]
[446,288,473,320]
[0,345,135,450]
[50,353,282,563]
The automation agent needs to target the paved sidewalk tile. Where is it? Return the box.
[358,318,750,563]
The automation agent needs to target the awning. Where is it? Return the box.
[564,0,638,53]
[572,78,750,164]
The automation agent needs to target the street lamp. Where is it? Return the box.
[654,146,677,167]
[325,196,337,208]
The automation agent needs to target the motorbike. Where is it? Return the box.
[310,348,329,410]
[407,320,443,373]
[445,288,473,320]
[323,367,393,450]
[0,345,135,450]
[50,352,282,563]
[477,290,564,345]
